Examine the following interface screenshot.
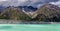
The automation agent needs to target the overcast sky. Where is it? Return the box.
[0,0,59,8]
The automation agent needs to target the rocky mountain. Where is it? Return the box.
[18,6,38,18]
[0,6,37,18]
[0,4,60,22]
[0,6,32,20]
[34,4,60,22]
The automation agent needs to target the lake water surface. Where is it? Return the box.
[0,24,59,31]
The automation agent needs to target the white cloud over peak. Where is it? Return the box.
[18,0,28,2]
[0,0,7,1]
[50,0,60,7]
[0,0,59,8]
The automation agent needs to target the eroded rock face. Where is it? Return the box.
[21,6,38,18]
[35,4,60,22]
[0,6,32,20]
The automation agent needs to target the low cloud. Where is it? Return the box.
[50,0,60,7]
[0,0,7,2]
[0,0,59,8]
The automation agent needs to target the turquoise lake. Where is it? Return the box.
[0,24,59,31]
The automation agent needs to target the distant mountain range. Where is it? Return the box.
[0,6,32,20]
[18,6,37,12]
[0,4,60,22]
[0,6,37,12]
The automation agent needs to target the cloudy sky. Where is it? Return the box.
[0,0,59,8]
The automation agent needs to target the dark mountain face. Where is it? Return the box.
[0,6,6,13]
[34,4,60,22]
[25,6,37,12]
[0,6,37,12]
[18,6,37,12]
[42,0,59,3]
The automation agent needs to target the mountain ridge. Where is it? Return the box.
[35,3,60,22]
[0,4,60,22]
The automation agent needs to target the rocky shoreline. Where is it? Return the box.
[0,19,59,24]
